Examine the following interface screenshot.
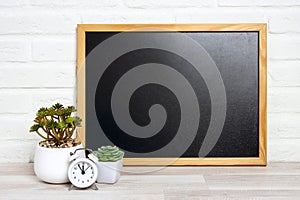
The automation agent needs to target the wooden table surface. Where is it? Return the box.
[1,163,300,199]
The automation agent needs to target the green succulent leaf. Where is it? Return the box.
[62,109,72,116]
[55,109,64,116]
[67,106,76,112]
[73,116,82,127]
[38,107,47,112]
[45,120,57,129]
[52,103,63,109]
[57,122,67,129]
[30,124,40,132]
[36,108,47,118]
[34,117,41,123]
[46,107,55,116]
[65,117,74,124]
[38,118,46,126]
[93,146,124,162]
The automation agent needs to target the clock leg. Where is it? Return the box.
[68,184,76,191]
[90,183,98,190]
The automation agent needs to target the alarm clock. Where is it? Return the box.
[68,148,98,189]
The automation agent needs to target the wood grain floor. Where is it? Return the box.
[0,163,300,199]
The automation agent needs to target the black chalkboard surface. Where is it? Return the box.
[77,24,267,166]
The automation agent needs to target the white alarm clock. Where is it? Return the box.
[68,148,98,189]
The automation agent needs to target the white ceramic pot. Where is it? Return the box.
[34,143,83,183]
[96,159,123,184]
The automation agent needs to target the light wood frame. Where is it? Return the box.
[77,24,267,166]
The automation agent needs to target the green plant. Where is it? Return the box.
[93,146,124,162]
[29,103,82,147]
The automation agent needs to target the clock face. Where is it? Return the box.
[68,158,98,188]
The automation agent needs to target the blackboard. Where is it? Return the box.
[77,24,267,166]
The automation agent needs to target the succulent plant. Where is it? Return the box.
[29,103,82,148]
[93,146,124,162]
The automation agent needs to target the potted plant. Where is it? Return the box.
[93,146,124,184]
[29,103,83,183]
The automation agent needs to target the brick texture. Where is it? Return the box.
[0,0,299,162]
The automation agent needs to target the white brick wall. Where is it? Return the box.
[0,0,299,163]
[0,40,31,61]
[32,38,76,61]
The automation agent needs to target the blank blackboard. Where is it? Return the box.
[77,24,267,166]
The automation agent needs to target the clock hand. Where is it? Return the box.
[84,166,90,172]
[77,164,83,171]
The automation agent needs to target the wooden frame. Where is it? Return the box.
[77,24,267,166]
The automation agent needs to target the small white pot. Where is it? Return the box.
[34,143,83,184]
[96,159,123,184]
